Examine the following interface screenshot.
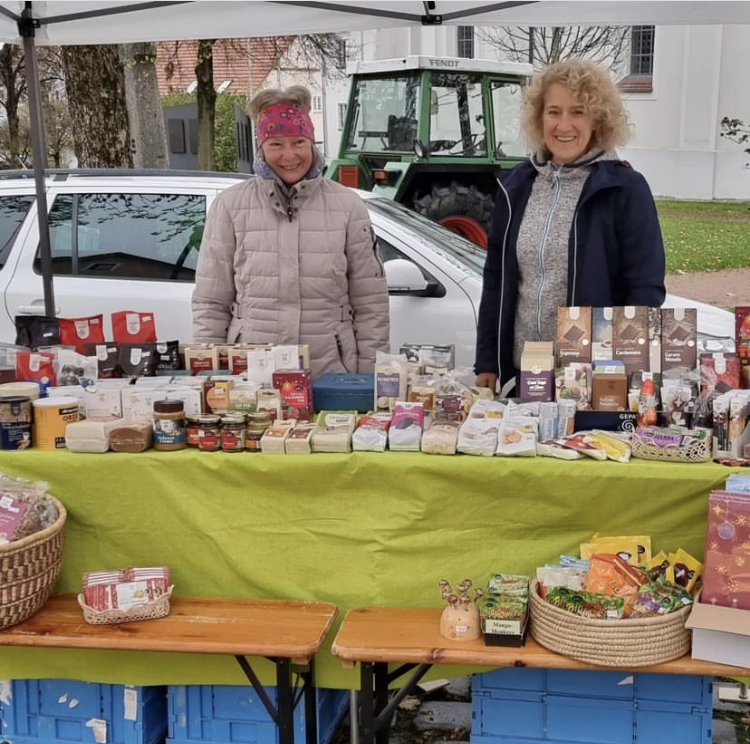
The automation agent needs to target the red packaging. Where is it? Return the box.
[15,350,56,393]
[700,353,741,393]
[59,315,105,354]
[702,490,750,610]
[272,368,313,421]
[111,311,157,344]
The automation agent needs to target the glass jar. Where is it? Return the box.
[221,413,246,452]
[244,411,271,452]
[185,415,202,448]
[153,399,186,451]
[196,414,222,452]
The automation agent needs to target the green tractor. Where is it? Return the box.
[326,55,532,247]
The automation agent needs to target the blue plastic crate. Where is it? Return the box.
[0,680,167,744]
[471,668,712,744]
[166,684,349,744]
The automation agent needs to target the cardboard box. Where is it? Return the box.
[612,306,649,373]
[685,599,750,668]
[556,306,592,365]
[661,307,697,372]
[591,307,614,361]
[591,372,628,411]
[519,341,554,402]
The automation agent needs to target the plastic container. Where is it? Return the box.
[31,396,80,450]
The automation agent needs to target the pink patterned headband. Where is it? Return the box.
[256,102,315,144]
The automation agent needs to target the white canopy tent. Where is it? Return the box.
[2,0,750,314]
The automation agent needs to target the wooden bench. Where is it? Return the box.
[332,605,750,744]
[0,594,338,744]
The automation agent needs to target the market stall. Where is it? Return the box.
[0,449,739,688]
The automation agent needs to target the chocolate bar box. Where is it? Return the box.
[612,306,649,374]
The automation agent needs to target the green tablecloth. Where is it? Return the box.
[0,449,739,688]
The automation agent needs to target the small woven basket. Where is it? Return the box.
[77,586,173,625]
[529,581,692,667]
[0,496,66,630]
[630,430,711,463]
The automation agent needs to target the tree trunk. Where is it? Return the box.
[61,45,133,168]
[196,39,216,171]
[119,42,169,169]
[0,45,26,168]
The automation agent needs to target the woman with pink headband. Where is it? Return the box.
[192,85,389,379]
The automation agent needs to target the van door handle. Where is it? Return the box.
[16,304,60,315]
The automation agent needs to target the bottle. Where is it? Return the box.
[153,400,186,451]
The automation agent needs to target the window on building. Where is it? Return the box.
[619,25,654,93]
[337,102,347,131]
[630,26,654,75]
[334,39,347,70]
[457,26,474,59]
[312,95,323,113]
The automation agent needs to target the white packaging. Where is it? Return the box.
[65,419,122,453]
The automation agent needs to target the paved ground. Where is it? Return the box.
[665,267,750,310]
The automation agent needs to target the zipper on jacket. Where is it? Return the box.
[571,205,580,306]
[496,180,512,387]
[334,332,351,373]
[535,168,563,339]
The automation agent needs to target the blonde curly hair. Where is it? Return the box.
[521,59,630,155]
[247,85,312,120]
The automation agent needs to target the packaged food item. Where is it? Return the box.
[545,586,626,619]
[421,421,459,455]
[584,553,649,614]
[351,412,390,452]
[109,420,153,453]
[388,401,424,451]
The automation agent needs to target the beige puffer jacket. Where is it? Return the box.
[191,175,390,379]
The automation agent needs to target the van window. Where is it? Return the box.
[0,194,35,269]
[34,192,206,282]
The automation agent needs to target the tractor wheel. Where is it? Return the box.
[413,181,494,247]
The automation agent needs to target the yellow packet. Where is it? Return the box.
[581,538,640,564]
[644,550,668,574]
[672,548,702,593]
[590,534,652,564]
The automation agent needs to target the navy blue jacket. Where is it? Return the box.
[474,159,666,388]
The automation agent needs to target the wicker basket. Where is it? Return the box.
[0,496,66,630]
[529,581,692,667]
[77,586,173,625]
[630,429,711,463]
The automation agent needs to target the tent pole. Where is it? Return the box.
[20,5,56,317]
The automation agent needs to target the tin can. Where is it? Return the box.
[196,414,221,452]
[0,395,32,450]
[221,413,246,452]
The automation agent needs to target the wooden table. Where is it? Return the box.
[0,594,338,744]
[332,606,750,744]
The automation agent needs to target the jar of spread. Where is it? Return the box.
[196,414,222,452]
[244,411,271,452]
[153,399,186,451]
[221,413,246,452]
[185,415,202,448]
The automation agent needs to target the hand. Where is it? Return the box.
[475,373,498,392]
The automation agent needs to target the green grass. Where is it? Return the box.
[656,200,750,274]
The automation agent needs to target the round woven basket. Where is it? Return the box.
[529,581,691,667]
[0,495,66,630]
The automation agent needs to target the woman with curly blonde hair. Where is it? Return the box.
[475,59,665,396]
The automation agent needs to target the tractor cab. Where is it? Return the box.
[326,55,532,246]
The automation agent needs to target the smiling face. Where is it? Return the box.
[542,83,596,165]
[261,136,314,185]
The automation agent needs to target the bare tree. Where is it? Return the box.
[195,40,217,170]
[720,117,750,156]
[0,44,27,167]
[62,45,132,167]
[478,26,630,69]
[119,42,169,168]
